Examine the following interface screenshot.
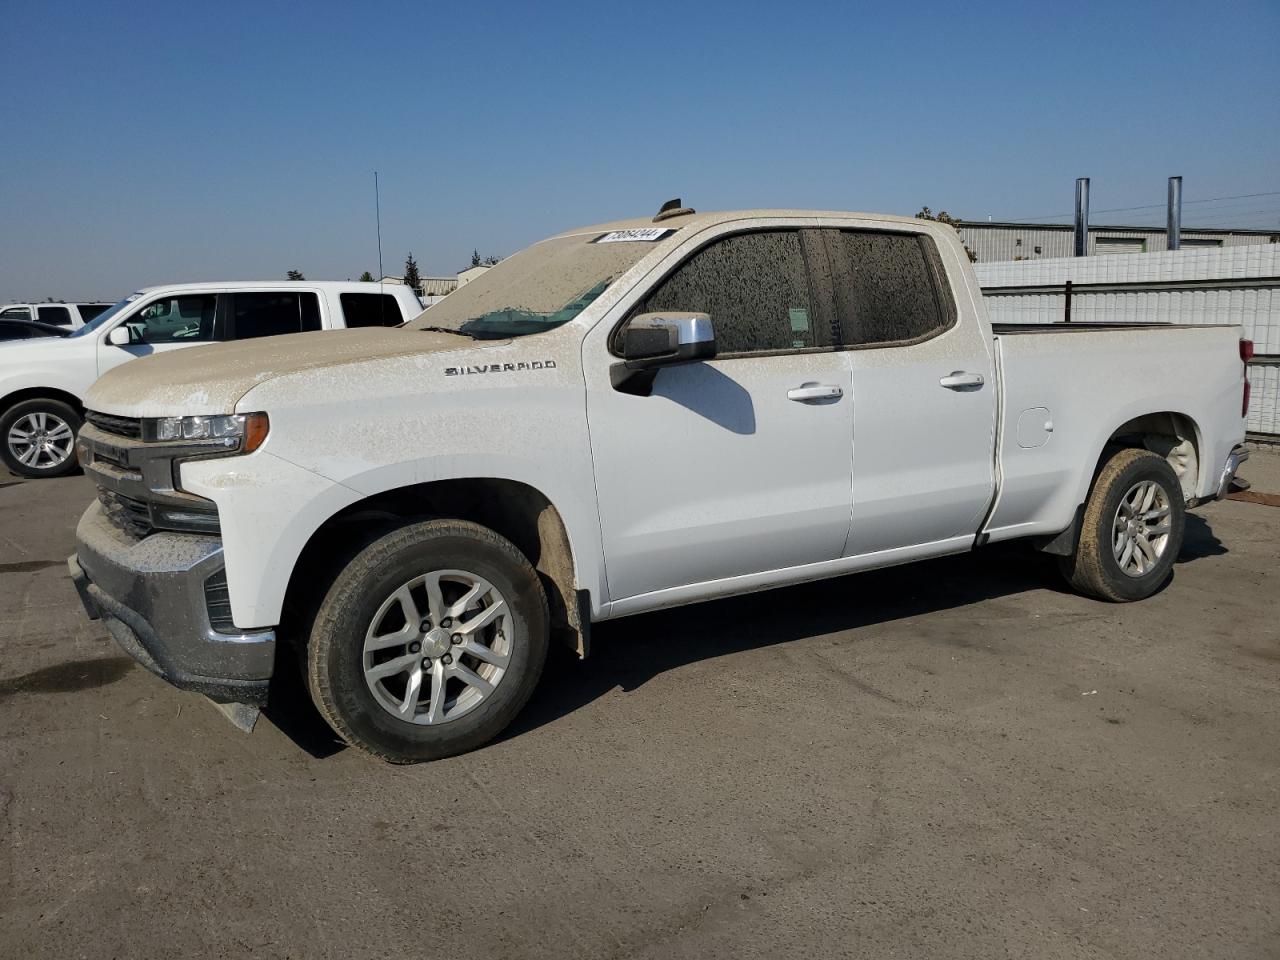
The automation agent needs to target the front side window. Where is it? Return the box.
[123,296,217,344]
[37,305,72,326]
[231,292,321,340]
[340,293,404,328]
[637,231,820,355]
[828,232,954,347]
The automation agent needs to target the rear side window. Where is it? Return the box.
[638,231,819,355]
[231,292,322,340]
[339,293,405,328]
[0,307,33,322]
[77,304,110,321]
[827,232,954,347]
[37,306,72,326]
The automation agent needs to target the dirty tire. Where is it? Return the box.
[0,398,82,479]
[307,519,549,763]
[1059,448,1185,602]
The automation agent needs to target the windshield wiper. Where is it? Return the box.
[417,326,476,339]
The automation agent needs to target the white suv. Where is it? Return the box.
[0,281,423,478]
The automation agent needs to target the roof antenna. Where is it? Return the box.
[375,170,385,323]
[653,197,695,222]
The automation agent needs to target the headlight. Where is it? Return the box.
[143,412,270,453]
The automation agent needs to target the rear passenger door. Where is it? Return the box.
[825,229,997,556]
[225,291,323,340]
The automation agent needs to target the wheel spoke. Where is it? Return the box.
[1118,537,1135,569]
[448,578,488,618]
[1146,523,1170,538]
[460,637,509,668]
[1135,535,1157,563]
[1143,505,1170,521]
[365,652,418,682]
[424,662,448,723]
[399,667,424,717]
[422,571,446,623]
[18,446,38,465]
[449,661,494,699]
[366,622,418,652]
[46,423,73,441]
[458,599,505,635]
[33,412,47,430]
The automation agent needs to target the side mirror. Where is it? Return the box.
[106,326,133,347]
[613,313,716,395]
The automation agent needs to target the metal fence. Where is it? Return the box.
[975,245,1280,438]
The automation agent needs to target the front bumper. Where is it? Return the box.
[69,500,275,706]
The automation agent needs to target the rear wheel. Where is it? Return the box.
[307,519,549,763]
[1,399,81,478]
[1059,448,1185,602]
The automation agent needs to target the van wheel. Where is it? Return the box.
[1,399,82,478]
[1059,448,1185,602]
[307,519,549,763]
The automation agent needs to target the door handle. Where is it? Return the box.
[939,371,985,389]
[787,383,844,402]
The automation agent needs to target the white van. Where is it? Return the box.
[0,281,423,478]
[0,302,113,331]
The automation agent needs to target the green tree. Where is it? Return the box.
[358,270,375,282]
[287,269,305,280]
[471,249,482,268]
[403,253,421,291]
[915,207,977,262]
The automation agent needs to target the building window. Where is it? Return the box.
[1095,237,1147,254]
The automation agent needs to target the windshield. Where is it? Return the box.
[410,232,666,339]
[70,294,139,338]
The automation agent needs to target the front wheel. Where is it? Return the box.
[1,398,82,478]
[307,519,549,763]
[1059,448,1186,602]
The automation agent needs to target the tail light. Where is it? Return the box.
[1241,339,1253,417]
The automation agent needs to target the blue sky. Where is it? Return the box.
[2,0,1276,301]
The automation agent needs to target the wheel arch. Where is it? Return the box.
[1092,410,1203,503]
[281,477,589,658]
[0,386,85,418]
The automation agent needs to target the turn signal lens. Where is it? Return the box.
[242,412,270,453]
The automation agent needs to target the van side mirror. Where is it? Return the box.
[612,312,716,395]
[107,326,134,347]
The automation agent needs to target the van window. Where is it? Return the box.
[339,293,405,328]
[231,292,322,340]
[0,307,33,322]
[827,232,954,347]
[37,306,72,326]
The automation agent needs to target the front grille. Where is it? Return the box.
[204,570,236,633]
[85,410,143,439]
[98,488,153,539]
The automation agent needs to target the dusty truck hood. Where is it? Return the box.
[84,327,495,417]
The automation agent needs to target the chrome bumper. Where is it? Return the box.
[69,500,275,708]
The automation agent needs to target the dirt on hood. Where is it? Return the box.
[84,327,493,417]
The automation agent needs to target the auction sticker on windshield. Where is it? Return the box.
[594,228,674,243]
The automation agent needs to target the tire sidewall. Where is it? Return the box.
[1090,454,1186,601]
[0,399,82,479]
[313,525,548,762]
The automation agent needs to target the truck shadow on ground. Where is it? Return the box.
[264,515,1228,759]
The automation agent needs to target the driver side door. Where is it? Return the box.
[584,227,855,608]
[97,293,221,376]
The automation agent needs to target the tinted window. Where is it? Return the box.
[639,231,818,355]
[0,321,34,340]
[123,296,217,344]
[77,304,111,321]
[232,292,321,340]
[37,306,72,326]
[340,293,405,328]
[1,307,33,322]
[828,232,953,346]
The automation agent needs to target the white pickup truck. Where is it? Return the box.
[0,281,422,477]
[68,207,1251,763]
